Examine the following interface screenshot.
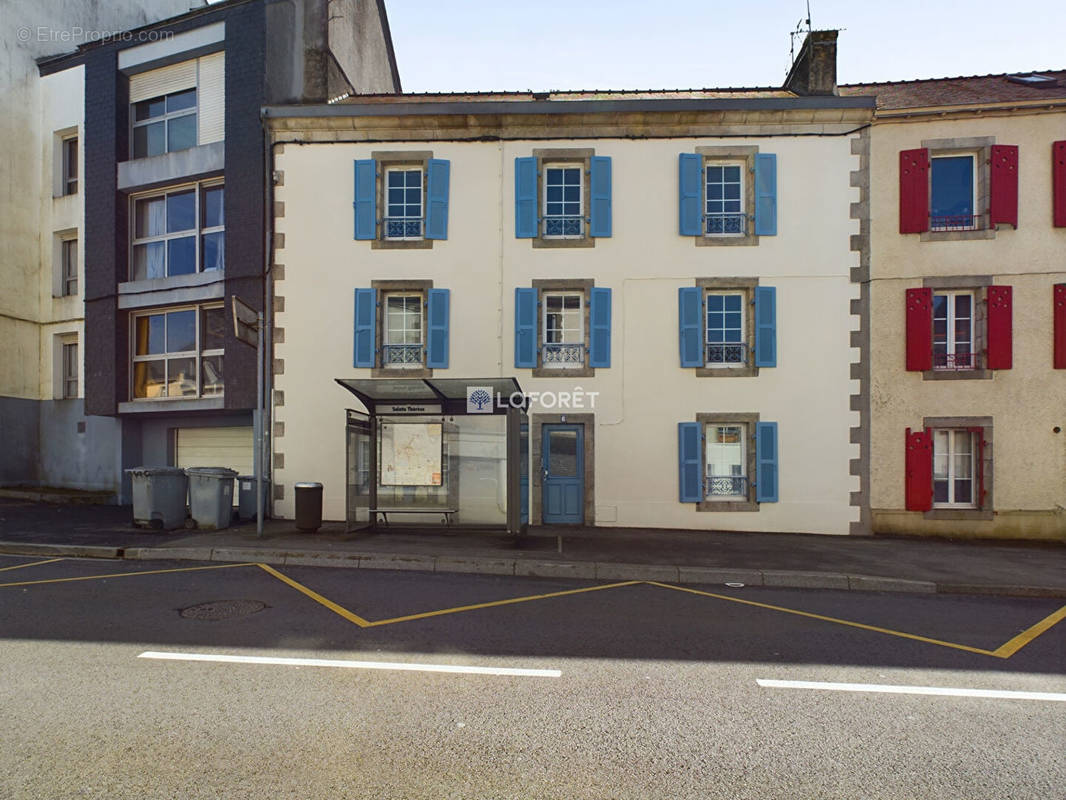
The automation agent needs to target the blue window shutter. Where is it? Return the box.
[678,422,702,503]
[514,287,538,367]
[678,153,702,236]
[589,287,611,367]
[678,286,703,367]
[754,285,777,367]
[426,288,450,368]
[353,159,377,240]
[353,288,377,367]
[589,156,612,237]
[754,153,777,236]
[425,159,450,240]
[515,157,538,238]
[755,421,779,502]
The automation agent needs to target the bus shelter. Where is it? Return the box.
[336,377,528,535]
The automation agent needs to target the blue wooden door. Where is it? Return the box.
[542,424,584,524]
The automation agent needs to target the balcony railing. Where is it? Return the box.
[706,341,748,365]
[384,217,424,240]
[543,217,583,237]
[542,342,585,366]
[382,344,423,366]
[705,475,749,498]
[932,350,982,371]
[705,213,747,235]
[930,214,981,231]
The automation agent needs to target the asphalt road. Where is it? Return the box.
[1,554,1063,799]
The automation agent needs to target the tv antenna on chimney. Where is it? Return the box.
[789,1,813,64]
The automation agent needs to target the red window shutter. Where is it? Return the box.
[989,145,1019,228]
[899,148,930,233]
[986,285,1013,369]
[905,428,933,512]
[905,288,933,371]
[1054,284,1066,369]
[1054,141,1066,228]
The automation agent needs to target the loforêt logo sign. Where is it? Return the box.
[466,386,493,413]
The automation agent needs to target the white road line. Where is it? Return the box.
[757,679,1066,702]
[139,651,561,678]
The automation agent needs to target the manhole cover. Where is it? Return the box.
[179,599,267,621]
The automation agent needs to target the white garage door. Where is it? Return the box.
[175,426,254,476]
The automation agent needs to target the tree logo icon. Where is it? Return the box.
[466,386,493,413]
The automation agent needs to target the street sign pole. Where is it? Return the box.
[256,311,264,539]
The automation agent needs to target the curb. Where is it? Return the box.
[2,540,1062,598]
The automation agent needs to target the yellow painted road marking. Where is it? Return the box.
[646,581,1002,658]
[992,604,1066,658]
[0,557,64,572]
[0,562,255,589]
[257,564,373,628]
[367,581,642,627]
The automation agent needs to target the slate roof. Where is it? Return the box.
[839,71,1066,109]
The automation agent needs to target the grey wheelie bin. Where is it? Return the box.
[127,466,188,530]
[237,475,270,521]
[186,467,238,530]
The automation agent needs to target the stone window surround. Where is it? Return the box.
[694,145,759,247]
[921,275,992,381]
[922,415,994,521]
[694,277,760,378]
[531,278,595,378]
[695,412,760,512]
[370,279,433,378]
[919,136,996,243]
[530,148,595,249]
[370,150,434,250]
[530,412,595,525]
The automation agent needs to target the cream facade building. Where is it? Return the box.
[841,72,1066,540]
[266,42,875,534]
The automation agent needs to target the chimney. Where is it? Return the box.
[784,30,838,96]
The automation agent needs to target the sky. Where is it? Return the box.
[383,0,1064,93]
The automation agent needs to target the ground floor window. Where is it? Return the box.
[932,428,976,507]
[705,423,747,499]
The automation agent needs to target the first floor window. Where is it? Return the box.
[132,305,224,399]
[383,293,423,368]
[933,429,976,507]
[132,88,197,159]
[930,154,976,230]
[705,163,744,235]
[705,423,746,498]
[542,292,584,368]
[384,168,423,240]
[62,136,78,195]
[62,341,78,399]
[706,291,746,365]
[61,238,78,296]
[933,291,974,370]
[543,165,582,238]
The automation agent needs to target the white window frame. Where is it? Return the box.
[383,167,424,241]
[704,422,747,500]
[929,153,978,231]
[932,428,977,509]
[130,304,224,401]
[705,290,746,367]
[704,161,745,237]
[542,291,585,368]
[932,290,975,371]
[382,292,424,369]
[62,136,78,196]
[131,88,198,160]
[129,180,224,281]
[61,340,79,400]
[61,237,78,297]
[542,163,584,239]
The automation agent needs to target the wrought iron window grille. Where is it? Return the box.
[542,217,584,237]
[704,475,749,497]
[705,341,748,365]
[704,213,747,235]
[930,214,982,231]
[382,343,424,366]
[542,342,585,365]
[932,351,982,371]
[383,217,424,240]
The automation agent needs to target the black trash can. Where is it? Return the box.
[294,482,323,532]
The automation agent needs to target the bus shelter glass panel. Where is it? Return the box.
[374,414,507,527]
[346,413,371,529]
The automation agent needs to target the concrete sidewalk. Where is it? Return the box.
[0,498,1063,597]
